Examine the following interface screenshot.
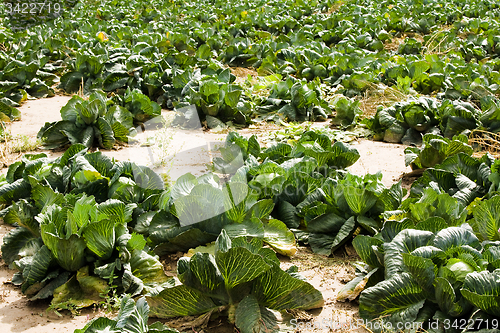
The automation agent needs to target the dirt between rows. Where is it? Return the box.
[0,95,412,333]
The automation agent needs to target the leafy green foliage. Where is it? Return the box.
[461,270,500,317]
[405,134,473,170]
[254,76,331,123]
[410,152,495,206]
[369,97,439,144]
[294,173,403,255]
[0,59,54,108]
[469,196,500,242]
[140,172,297,257]
[147,231,323,331]
[212,131,403,256]
[3,0,500,328]
[0,148,168,308]
[344,162,500,332]
[183,68,245,122]
[75,296,178,333]
[353,223,500,330]
[212,132,261,174]
[213,130,359,175]
[370,97,500,145]
[59,53,105,94]
[398,38,422,55]
[2,0,500,129]
[330,95,362,129]
[6,191,171,309]
[37,90,159,149]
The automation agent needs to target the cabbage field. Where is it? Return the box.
[1,0,500,332]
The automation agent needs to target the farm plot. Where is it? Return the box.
[1,0,500,332]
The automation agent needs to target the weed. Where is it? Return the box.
[148,115,177,169]
[327,0,343,14]
[0,124,40,166]
[469,129,500,159]
[48,302,82,317]
[357,82,409,118]
[9,135,40,153]
[160,172,172,188]
[1,136,40,167]
[423,26,456,56]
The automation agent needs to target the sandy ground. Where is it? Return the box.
[0,96,412,333]
[8,96,73,138]
[348,139,411,187]
[104,124,226,182]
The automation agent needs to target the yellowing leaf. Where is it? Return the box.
[96,31,108,42]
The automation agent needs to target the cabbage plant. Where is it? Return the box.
[140,172,297,257]
[0,147,167,308]
[147,231,324,333]
[2,193,170,309]
[404,133,473,170]
[348,223,500,332]
[37,91,132,149]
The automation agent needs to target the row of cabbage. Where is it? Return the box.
[334,134,500,332]
[2,0,500,128]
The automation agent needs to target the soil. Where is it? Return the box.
[348,139,412,187]
[8,96,73,138]
[0,96,413,333]
[230,67,259,85]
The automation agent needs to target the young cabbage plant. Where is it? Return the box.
[140,172,296,257]
[404,133,473,170]
[410,152,495,206]
[293,172,404,255]
[348,222,500,332]
[187,68,243,117]
[147,231,324,333]
[120,88,162,123]
[37,91,134,149]
[369,97,439,144]
[58,53,106,94]
[254,76,331,123]
[2,193,171,309]
[0,59,54,106]
[248,165,401,256]
[0,149,167,309]
[330,95,362,129]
